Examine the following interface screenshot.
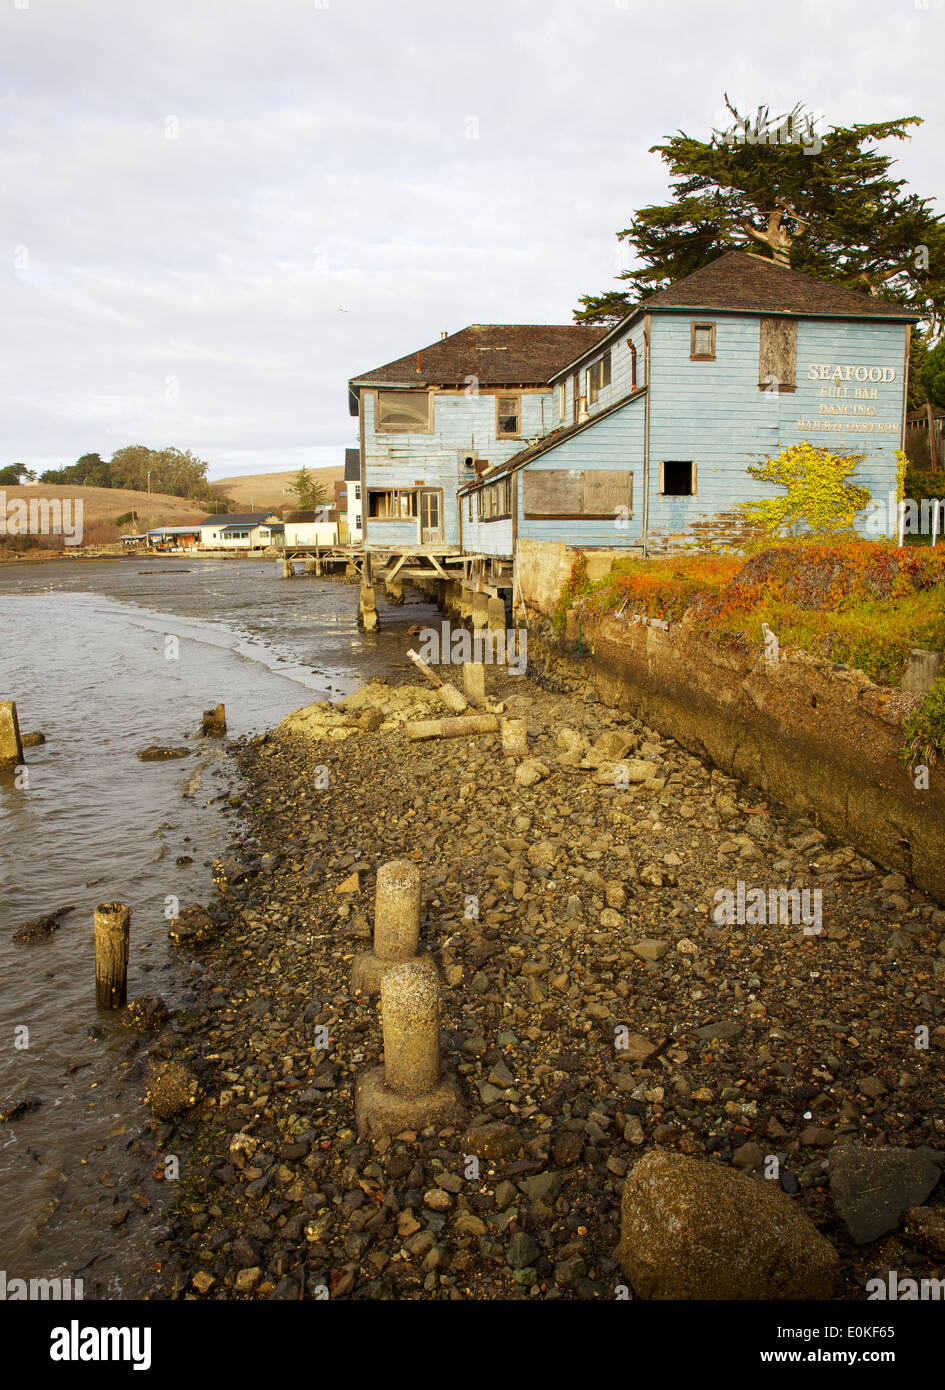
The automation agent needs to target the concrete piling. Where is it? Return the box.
[281,560,294,579]
[94,902,131,1009]
[358,585,378,632]
[384,577,404,604]
[0,702,24,766]
[304,558,316,575]
[471,590,489,629]
[436,683,468,715]
[202,703,226,736]
[350,859,429,996]
[487,595,506,633]
[354,960,465,1140]
[463,661,486,705]
[500,717,529,757]
[459,585,472,620]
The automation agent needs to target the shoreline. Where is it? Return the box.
[145,654,945,1301]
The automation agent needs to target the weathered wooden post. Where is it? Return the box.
[0,702,24,766]
[94,902,131,1009]
[281,560,294,579]
[350,859,430,996]
[354,960,465,1140]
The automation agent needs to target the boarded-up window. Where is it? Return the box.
[581,470,632,516]
[523,470,582,515]
[758,317,797,391]
[375,390,431,430]
[690,322,716,360]
[523,469,632,518]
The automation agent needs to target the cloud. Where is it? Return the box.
[0,0,941,477]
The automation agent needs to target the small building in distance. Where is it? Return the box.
[343,447,363,545]
[145,525,203,552]
[198,512,284,550]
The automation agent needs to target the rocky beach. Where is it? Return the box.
[144,645,945,1301]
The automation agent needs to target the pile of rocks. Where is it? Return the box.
[149,665,945,1300]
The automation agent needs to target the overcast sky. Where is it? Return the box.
[2,0,943,480]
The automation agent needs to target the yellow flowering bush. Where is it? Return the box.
[740,440,872,536]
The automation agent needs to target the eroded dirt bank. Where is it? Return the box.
[145,661,945,1300]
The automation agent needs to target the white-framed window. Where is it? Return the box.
[557,381,567,421]
[375,389,432,432]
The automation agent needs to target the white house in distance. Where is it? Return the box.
[198,512,284,550]
[344,447,363,544]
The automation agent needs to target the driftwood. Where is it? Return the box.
[404,714,499,742]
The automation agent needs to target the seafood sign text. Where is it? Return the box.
[807,364,897,382]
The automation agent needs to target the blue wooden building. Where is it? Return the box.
[458,251,918,560]
[348,323,606,564]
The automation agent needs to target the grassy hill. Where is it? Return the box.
[211,466,345,511]
[0,484,210,551]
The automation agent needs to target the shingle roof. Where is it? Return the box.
[349,324,609,390]
[198,511,281,527]
[344,447,360,480]
[637,250,920,321]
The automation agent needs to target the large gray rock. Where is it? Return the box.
[616,1150,839,1299]
[829,1145,941,1245]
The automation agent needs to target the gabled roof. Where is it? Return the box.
[198,511,281,527]
[638,250,920,321]
[349,324,608,396]
[344,447,360,479]
[548,249,920,384]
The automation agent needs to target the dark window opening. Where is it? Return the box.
[662,461,695,497]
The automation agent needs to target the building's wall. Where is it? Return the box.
[516,395,646,547]
[549,324,647,429]
[462,513,514,559]
[645,312,908,551]
[361,387,553,547]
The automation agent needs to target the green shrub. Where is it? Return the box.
[902,677,945,767]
